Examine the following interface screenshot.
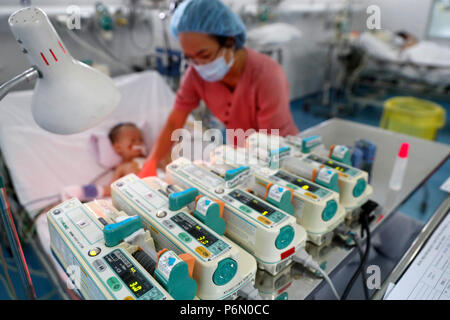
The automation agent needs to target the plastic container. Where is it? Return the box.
[380,97,446,140]
[389,143,409,191]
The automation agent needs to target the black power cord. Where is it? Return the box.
[348,232,369,300]
[341,209,372,300]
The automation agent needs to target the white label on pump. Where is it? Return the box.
[157,251,182,281]
[196,197,213,217]
[268,185,285,203]
[332,145,348,159]
[317,168,334,184]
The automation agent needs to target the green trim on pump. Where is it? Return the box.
[168,188,199,211]
[275,225,295,250]
[321,200,337,222]
[353,178,367,198]
[213,258,237,286]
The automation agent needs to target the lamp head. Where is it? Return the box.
[8,7,121,135]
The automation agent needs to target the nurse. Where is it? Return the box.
[139,0,299,177]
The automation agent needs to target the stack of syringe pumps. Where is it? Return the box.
[47,132,373,300]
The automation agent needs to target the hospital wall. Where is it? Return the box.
[360,0,450,45]
[360,0,431,40]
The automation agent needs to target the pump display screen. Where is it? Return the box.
[104,250,153,298]
[307,154,350,173]
[229,190,276,217]
[171,213,218,247]
[274,171,319,193]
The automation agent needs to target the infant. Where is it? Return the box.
[61,122,147,201]
[102,122,147,196]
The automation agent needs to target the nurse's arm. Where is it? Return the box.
[139,108,191,177]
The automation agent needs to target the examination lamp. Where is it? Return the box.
[0,6,121,134]
[0,7,121,300]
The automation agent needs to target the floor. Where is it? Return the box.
[0,89,449,300]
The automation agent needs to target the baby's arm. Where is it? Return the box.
[107,161,140,188]
[61,165,125,201]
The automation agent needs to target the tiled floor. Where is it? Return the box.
[1,90,449,300]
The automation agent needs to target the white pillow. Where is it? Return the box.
[89,132,122,169]
[89,121,152,169]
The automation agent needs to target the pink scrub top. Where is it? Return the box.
[173,47,299,138]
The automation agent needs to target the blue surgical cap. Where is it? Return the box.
[170,0,247,49]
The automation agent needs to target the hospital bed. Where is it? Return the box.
[339,32,450,109]
[0,70,182,299]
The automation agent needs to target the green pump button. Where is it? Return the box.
[213,258,237,286]
[321,200,338,222]
[353,178,367,198]
[275,225,295,250]
[178,232,192,243]
[107,277,122,292]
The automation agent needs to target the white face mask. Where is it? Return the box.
[192,49,234,82]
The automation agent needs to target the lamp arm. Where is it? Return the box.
[0,67,39,101]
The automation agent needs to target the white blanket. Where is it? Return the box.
[400,41,450,68]
[0,70,175,216]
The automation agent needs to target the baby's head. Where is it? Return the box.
[108,122,146,161]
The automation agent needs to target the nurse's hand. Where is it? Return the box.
[138,157,158,178]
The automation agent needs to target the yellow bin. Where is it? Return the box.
[380,97,446,140]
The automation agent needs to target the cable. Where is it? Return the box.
[340,213,371,300]
[4,259,50,278]
[0,274,16,300]
[237,281,262,300]
[348,232,369,300]
[293,248,340,300]
[333,224,369,299]
[0,183,37,299]
[0,243,17,299]
[314,266,341,301]
[37,289,58,300]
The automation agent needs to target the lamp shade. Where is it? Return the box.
[8,7,121,134]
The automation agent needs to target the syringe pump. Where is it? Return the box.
[285,135,352,165]
[46,198,194,300]
[254,265,293,300]
[110,174,257,300]
[166,157,308,276]
[248,133,373,217]
[212,145,346,247]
